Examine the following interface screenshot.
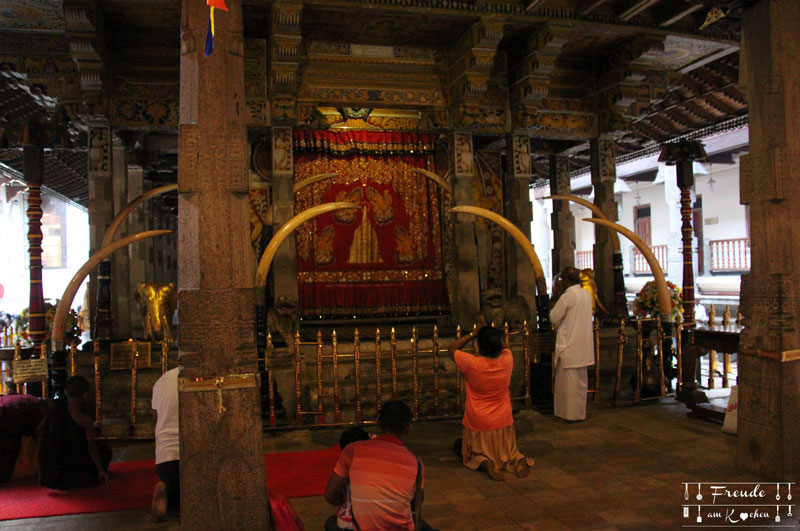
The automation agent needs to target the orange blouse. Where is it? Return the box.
[454,348,514,432]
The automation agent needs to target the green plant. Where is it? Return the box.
[633,280,683,320]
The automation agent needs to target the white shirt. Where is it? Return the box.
[152,367,180,464]
[549,284,595,368]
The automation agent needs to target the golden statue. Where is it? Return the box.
[579,269,609,315]
[135,282,177,344]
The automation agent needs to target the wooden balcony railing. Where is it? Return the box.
[633,245,668,275]
[710,238,750,272]
[575,250,593,270]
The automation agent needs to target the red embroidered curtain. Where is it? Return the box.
[294,130,448,318]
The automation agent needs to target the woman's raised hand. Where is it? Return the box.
[476,315,488,329]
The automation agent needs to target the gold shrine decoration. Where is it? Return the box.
[584,218,671,318]
[451,206,547,295]
[102,185,177,248]
[179,374,260,415]
[545,194,621,251]
[254,202,360,301]
[52,230,173,350]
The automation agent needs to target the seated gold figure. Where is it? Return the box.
[135,283,177,344]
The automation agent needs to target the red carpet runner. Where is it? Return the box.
[0,446,340,521]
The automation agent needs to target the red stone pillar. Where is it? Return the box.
[177,0,269,526]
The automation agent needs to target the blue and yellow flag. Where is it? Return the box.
[204,0,228,57]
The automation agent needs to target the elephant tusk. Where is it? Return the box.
[584,218,672,318]
[451,206,546,295]
[293,173,339,194]
[52,230,172,349]
[102,184,177,248]
[255,202,360,297]
[412,168,452,195]
[545,194,620,251]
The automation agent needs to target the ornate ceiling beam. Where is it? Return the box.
[449,15,506,128]
[577,0,613,15]
[619,0,664,21]
[658,0,704,26]
[269,0,303,122]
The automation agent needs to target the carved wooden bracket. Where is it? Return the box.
[64,0,106,115]
[269,1,303,123]
[511,22,571,129]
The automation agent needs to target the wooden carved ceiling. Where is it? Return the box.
[0,0,752,202]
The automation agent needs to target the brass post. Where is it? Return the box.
[411,326,419,419]
[455,325,462,411]
[69,339,78,376]
[676,322,684,392]
[266,331,273,365]
[723,353,731,388]
[523,321,531,408]
[130,342,138,437]
[316,330,324,424]
[332,330,342,423]
[433,325,440,413]
[656,318,666,396]
[268,369,276,428]
[294,330,302,426]
[635,319,643,402]
[504,322,509,345]
[614,319,626,400]
[593,319,600,401]
[161,339,168,374]
[390,327,397,401]
[354,328,363,423]
[375,328,382,413]
[40,342,48,398]
[709,304,716,326]
[93,340,102,433]
[722,305,731,327]
[709,350,717,389]
[14,340,21,394]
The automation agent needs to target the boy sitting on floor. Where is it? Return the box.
[325,427,371,531]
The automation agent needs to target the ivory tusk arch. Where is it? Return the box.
[544,194,620,251]
[412,168,452,194]
[584,218,672,318]
[255,202,360,295]
[293,173,339,194]
[52,230,172,349]
[451,206,546,295]
[102,184,177,248]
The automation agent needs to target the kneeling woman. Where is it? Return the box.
[448,316,534,480]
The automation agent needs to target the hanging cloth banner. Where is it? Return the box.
[204,1,227,57]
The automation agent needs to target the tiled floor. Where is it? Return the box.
[3,399,797,530]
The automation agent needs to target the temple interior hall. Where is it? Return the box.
[1,0,798,529]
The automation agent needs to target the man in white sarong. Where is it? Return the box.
[549,266,594,421]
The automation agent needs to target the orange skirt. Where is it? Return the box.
[461,423,534,473]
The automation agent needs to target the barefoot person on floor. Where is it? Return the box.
[448,316,534,481]
[151,366,180,520]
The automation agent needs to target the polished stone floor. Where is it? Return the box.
[3,399,797,530]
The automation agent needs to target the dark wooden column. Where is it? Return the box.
[737,0,800,480]
[549,154,575,277]
[660,141,706,400]
[178,0,268,526]
[24,142,46,352]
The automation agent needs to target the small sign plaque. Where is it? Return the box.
[110,341,152,370]
[12,358,48,383]
[704,216,719,225]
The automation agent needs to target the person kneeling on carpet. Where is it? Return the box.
[151,366,180,521]
[325,427,370,531]
[38,376,112,489]
[325,401,433,531]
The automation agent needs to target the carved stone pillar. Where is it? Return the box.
[589,137,626,318]
[178,0,268,526]
[549,154,574,276]
[505,134,536,314]
[126,166,146,339]
[737,0,800,480]
[270,126,298,306]
[452,131,480,328]
[110,146,130,339]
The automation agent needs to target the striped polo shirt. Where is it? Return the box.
[333,434,423,531]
